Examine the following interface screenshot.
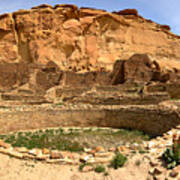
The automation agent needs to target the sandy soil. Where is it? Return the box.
[0,153,151,180]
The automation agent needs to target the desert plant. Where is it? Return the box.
[68,128,73,134]
[79,163,86,171]
[104,171,109,176]
[135,159,141,166]
[139,149,148,154]
[110,153,127,169]
[59,128,64,134]
[162,148,178,169]
[162,134,180,169]
[94,165,106,173]
[172,134,180,159]
[79,163,92,171]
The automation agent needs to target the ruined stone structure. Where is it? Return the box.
[0,4,180,91]
[0,4,180,135]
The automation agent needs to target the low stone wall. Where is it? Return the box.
[0,104,179,135]
[0,120,180,179]
[0,139,117,165]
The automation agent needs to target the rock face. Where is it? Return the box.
[0,4,180,92]
[1,4,180,135]
[0,5,180,68]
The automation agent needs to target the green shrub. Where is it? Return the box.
[94,165,105,173]
[104,172,109,176]
[162,148,180,169]
[135,159,141,166]
[110,153,127,169]
[79,163,92,171]
[162,134,180,169]
[139,149,148,154]
[79,163,86,171]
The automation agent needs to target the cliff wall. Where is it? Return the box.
[0,4,180,72]
[0,4,180,91]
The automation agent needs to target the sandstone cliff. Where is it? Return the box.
[0,4,180,91]
[1,5,180,135]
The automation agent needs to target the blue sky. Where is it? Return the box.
[0,0,179,35]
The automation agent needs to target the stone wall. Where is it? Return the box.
[0,104,179,135]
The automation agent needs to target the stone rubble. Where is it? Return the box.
[0,126,179,179]
[145,126,180,179]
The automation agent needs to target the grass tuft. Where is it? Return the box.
[110,153,127,169]
[94,165,106,173]
[0,128,150,152]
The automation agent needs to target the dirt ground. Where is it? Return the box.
[0,153,151,180]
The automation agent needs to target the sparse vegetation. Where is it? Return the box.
[104,171,109,176]
[162,134,180,169]
[138,149,148,154]
[0,128,150,152]
[94,165,106,173]
[162,148,179,169]
[79,163,86,171]
[110,153,127,169]
[24,162,35,168]
[112,129,150,142]
[0,128,84,152]
[135,159,141,166]
[79,163,92,171]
